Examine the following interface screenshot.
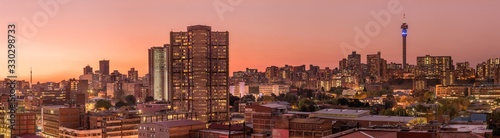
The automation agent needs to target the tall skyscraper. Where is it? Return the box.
[83,65,93,75]
[339,51,361,79]
[169,25,229,123]
[148,46,168,101]
[401,14,409,71]
[367,52,387,82]
[99,60,110,75]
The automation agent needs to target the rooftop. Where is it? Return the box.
[290,118,326,124]
[442,124,491,134]
[287,111,312,115]
[317,114,423,123]
[313,109,370,116]
[261,103,287,109]
[151,120,205,128]
[199,129,244,135]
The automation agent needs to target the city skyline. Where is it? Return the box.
[1,1,500,82]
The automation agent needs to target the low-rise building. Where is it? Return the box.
[0,111,36,138]
[198,129,245,138]
[245,103,287,137]
[138,120,205,138]
[139,111,197,123]
[195,123,250,138]
[59,127,102,138]
[360,97,383,106]
[288,118,332,138]
[42,106,82,138]
[136,103,170,114]
[102,117,141,138]
[435,85,468,98]
[435,85,500,103]
[258,84,290,96]
[310,109,426,127]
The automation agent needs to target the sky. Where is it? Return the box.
[0,0,499,82]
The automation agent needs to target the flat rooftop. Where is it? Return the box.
[442,124,491,134]
[316,115,423,123]
[314,109,370,116]
[199,129,243,135]
[290,118,326,124]
[149,120,205,128]
[261,103,287,109]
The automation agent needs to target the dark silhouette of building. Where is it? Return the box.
[99,60,110,75]
[128,68,139,82]
[83,65,93,75]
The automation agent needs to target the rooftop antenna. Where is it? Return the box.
[403,13,406,23]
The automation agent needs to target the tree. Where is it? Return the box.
[436,98,470,119]
[241,95,256,103]
[324,98,338,105]
[423,91,435,103]
[144,96,154,103]
[394,107,408,116]
[493,127,500,136]
[283,93,299,106]
[125,95,137,106]
[298,99,316,112]
[489,111,500,129]
[354,92,367,99]
[229,93,241,111]
[383,99,396,110]
[330,87,344,96]
[271,93,278,100]
[262,96,275,102]
[115,100,126,108]
[95,99,112,110]
[338,98,349,106]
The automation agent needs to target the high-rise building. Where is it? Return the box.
[67,79,89,106]
[169,25,229,123]
[83,65,93,75]
[477,62,487,80]
[401,14,409,71]
[477,58,500,80]
[265,66,279,83]
[339,51,361,79]
[110,70,124,82]
[415,55,454,79]
[455,62,474,80]
[367,52,387,82]
[148,46,168,101]
[495,67,500,85]
[128,68,139,82]
[99,60,110,75]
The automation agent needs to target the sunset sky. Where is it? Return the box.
[1,0,499,82]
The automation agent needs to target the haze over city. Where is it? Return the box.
[1,0,499,82]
